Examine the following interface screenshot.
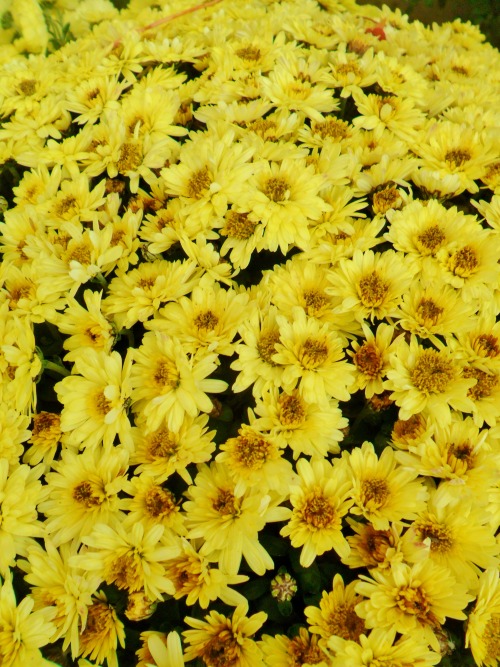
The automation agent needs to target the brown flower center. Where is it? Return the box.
[257,329,280,366]
[187,166,211,199]
[313,118,350,140]
[153,359,179,389]
[415,224,446,254]
[194,309,219,331]
[302,288,330,316]
[94,390,112,416]
[289,634,324,665]
[221,211,257,239]
[444,149,471,169]
[300,492,338,529]
[372,186,401,214]
[416,297,444,327]
[147,428,179,459]
[410,350,455,393]
[144,486,177,518]
[231,430,272,469]
[213,489,240,516]
[415,518,453,554]
[464,367,497,400]
[235,45,261,61]
[278,392,306,427]
[396,586,435,624]
[354,342,383,377]
[449,245,479,277]
[360,478,389,509]
[263,176,289,202]
[473,334,500,359]
[299,337,329,369]
[358,271,389,307]
[117,143,142,172]
[73,480,103,508]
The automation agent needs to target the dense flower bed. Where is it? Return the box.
[0,0,499,666]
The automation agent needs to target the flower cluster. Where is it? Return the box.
[0,0,499,666]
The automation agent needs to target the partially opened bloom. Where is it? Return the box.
[76,591,125,667]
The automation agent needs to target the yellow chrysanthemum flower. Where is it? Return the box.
[38,445,128,546]
[183,462,289,576]
[355,560,475,652]
[344,518,405,570]
[55,347,133,450]
[344,441,428,530]
[327,249,415,323]
[0,460,45,575]
[349,322,401,398]
[327,627,441,667]
[0,571,56,667]
[260,627,328,667]
[385,335,476,425]
[183,604,267,667]
[273,307,355,404]
[76,590,125,667]
[70,519,179,601]
[164,538,248,609]
[466,568,500,667]
[280,457,353,567]
[130,331,227,433]
[305,573,366,644]
[401,487,499,589]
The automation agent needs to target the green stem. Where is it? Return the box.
[43,360,70,377]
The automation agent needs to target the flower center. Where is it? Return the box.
[194,309,219,331]
[55,195,78,217]
[447,442,475,475]
[108,552,141,591]
[415,297,444,327]
[416,517,453,554]
[263,176,289,202]
[396,586,433,623]
[325,602,366,641]
[221,210,257,239]
[117,142,142,172]
[444,149,471,169]
[354,342,383,377]
[66,242,92,265]
[144,487,178,518]
[30,411,61,445]
[257,329,280,366]
[313,118,350,140]
[449,245,479,277]
[360,478,389,509]
[94,390,112,416]
[463,367,497,400]
[473,334,500,359]
[147,428,179,458]
[302,288,330,316]
[299,491,338,529]
[299,337,329,369]
[213,489,240,516]
[187,167,211,199]
[415,224,446,254]
[372,185,401,214]
[363,527,394,564]
[358,271,389,307]
[336,62,361,78]
[204,631,239,667]
[289,635,324,665]
[410,350,455,393]
[278,392,306,427]
[80,600,117,653]
[235,45,261,61]
[391,414,426,446]
[484,614,500,663]
[73,480,104,508]
[247,118,277,140]
[232,431,272,469]
[18,79,37,95]
[153,359,179,390]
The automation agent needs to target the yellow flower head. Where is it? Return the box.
[183,604,267,667]
[466,568,500,667]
